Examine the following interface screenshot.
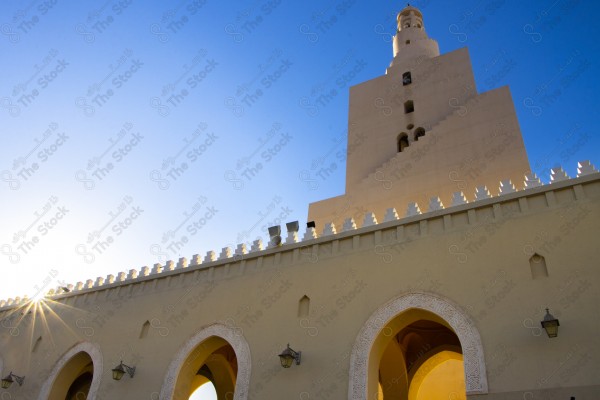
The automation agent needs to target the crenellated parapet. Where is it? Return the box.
[0,161,598,310]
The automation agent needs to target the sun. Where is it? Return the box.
[30,290,47,303]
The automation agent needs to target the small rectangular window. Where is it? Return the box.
[403,72,412,86]
[404,100,414,114]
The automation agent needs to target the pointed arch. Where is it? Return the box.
[397,133,409,152]
[160,323,251,400]
[32,335,42,353]
[348,291,488,399]
[414,127,425,141]
[529,253,548,279]
[298,295,310,317]
[140,320,150,338]
[38,341,103,400]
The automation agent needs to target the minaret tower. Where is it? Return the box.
[308,4,530,229]
[390,5,440,68]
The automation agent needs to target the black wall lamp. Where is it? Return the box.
[278,344,301,368]
[112,361,136,380]
[541,308,560,338]
[1,372,25,389]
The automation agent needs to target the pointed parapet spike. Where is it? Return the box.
[499,180,516,195]
[428,197,444,212]
[303,226,317,241]
[474,186,491,201]
[177,257,188,269]
[205,250,216,262]
[550,167,569,182]
[362,212,378,227]
[6,298,14,306]
[342,218,357,232]
[384,208,399,222]
[524,172,542,188]
[94,277,105,287]
[164,260,175,271]
[286,221,299,244]
[450,191,468,206]
[47,289,56,296]
[191,254,202,265]
[105,275,115,284]
[117,272,127,282]
[84,279,93,289]
[322,222,337,236]
[74,282,84,291]
[406,202,421,217]
[140,266,150,277]
[0,300,5,308]
[577,160,598,176]
[127,269,138,280]
[286,231,299,244]
[219,247,232,260]
[152,263,163,274]
[250,239,263,252]
[235,243,247,256]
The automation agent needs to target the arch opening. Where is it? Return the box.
[298,295,310,318]
[376,315,465,400]
[349,292,488,400]
[161,323,251,400]
[140,320,150,339]
[398,133,409,152]
[414,128,425,141]
[529,253,548,279]
[48,351,94,400]
[38,342,103,400]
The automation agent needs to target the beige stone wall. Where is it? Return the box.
[1,173,598,399]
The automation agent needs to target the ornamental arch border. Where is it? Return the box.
[348,291,488,399]
[37,341,103,400]
[159,323,251,400]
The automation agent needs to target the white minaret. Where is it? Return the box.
[390,5,440,68]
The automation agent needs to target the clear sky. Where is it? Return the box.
[1,0,599,308]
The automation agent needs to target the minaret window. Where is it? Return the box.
[414,127,425,141]
[404,100,414,114]
[397,133,409,152]
[405,40,410,45]
[402,72,412,86]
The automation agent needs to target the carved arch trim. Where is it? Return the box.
[348,291,488,399]
[160,323,251,400]
[37,341,103,400]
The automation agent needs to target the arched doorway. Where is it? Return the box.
[378,318,465,400]
[38,342,103,400]
[349,292,488,400]
[160,324,251,400]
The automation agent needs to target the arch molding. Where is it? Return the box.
[37,341,103,400]
[348,291,488,399]
[160,323,251,400]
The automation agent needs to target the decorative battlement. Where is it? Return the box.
[0,161,598,310]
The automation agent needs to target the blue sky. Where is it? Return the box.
[1,0,598,302]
